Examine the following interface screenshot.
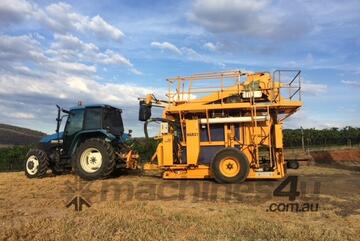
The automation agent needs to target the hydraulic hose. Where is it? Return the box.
[144,118,166,140]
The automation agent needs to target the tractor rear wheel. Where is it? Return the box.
[74,138,116,180]
[211,148,250,183]
[24,149,49,178]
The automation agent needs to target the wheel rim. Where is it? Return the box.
[26,155,39,175]
[219,157,240,177]
[80,148,103,173]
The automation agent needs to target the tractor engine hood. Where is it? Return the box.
[40,132,64,144]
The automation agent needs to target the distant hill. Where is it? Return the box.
[0,124,46,147]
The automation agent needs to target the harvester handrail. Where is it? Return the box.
[166,70,246,103]
[165,70,302,104]
[166,70,244,83]
[272,70,302,102]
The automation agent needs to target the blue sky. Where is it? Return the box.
[0,0,359,136]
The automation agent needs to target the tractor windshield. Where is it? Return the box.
[65,109,85,135]
[103,108,124,136]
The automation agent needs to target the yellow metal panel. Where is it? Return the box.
[155,143,163,166]
[162,165,211,179]
[162,134,173,166]
[166,101,302,113]
[185,119,200,165]
[143,163,159,170]
[275,124,283,148]
[247,169,284,179]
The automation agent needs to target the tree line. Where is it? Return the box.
[283,126,360,148]
[0,145,30,171]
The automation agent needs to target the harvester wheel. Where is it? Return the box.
[74,138,116,180]
[24,149,49,178]
[211,148,250,183]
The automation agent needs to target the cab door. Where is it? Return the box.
[63,108,85,156]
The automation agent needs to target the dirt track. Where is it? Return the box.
[1,164,360,241]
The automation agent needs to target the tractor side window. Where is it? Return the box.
[103,109,123,129]
[65,109,84,135]
[84,108,102,129]
[102,109,124,136]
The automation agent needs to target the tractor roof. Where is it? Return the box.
[70,104,122,112]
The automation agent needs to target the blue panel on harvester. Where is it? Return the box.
[200,124,224,141]
[198,146,223,164]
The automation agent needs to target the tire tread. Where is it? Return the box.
[74,138,116,180]
[211,148,250,183]
[25,149,49,178]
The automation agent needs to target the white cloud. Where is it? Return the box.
[40,2,124,41]
[341,80,360,88]
[52,61,97,75]
[180,46,224,67]
[301,81,327,95]
[0,0,33,26]
[0,64,157,134]
[0,34,46,62]
[0,32,147,134]
[51,34,99,53]
[285,110,335,129]
[189,0,312,39]
[4,112,35,120]
[0,72,144,103]
[150,41,182,55]
[0,0,145,135]
[48,34,133,68]
[0,33,135,82]
[98,49,132,66]
[203,42,221,51]
[37,2,85,33]
[0,1,124,41]
[151,41,225,67]
[180,47,200,58]
[88,15,124,41]
[0,34,100,76]
[130,68,143,75]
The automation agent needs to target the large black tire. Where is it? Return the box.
[287,160,299,169]
[211,148,250,183]
[24,149,49,178]
[74,138,116,180]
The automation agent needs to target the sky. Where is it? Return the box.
[0,0,359,136]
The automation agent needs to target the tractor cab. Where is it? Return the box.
[25,104,137,180]
[39,105,127,156]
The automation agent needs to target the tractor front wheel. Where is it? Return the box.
[74,138,116,180]
[24,149,49,178]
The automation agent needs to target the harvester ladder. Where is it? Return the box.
[249,89,260,168]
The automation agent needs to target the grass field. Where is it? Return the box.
[1,164,360,241]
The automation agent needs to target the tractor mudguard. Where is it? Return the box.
[69,130,116,156]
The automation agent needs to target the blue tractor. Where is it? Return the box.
[24,104,138,180]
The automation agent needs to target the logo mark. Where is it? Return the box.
[66,195,91,212]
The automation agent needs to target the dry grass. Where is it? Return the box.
[1,166,360,241]
[288,165,356,176]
